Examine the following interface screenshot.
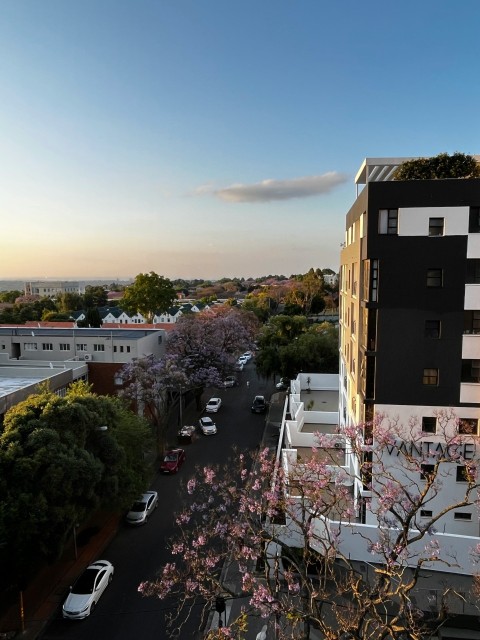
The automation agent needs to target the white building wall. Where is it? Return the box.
[398,206,469,236]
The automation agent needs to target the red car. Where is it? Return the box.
[160,448,186,474]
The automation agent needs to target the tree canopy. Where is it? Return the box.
[121,271,176,323]
[0,382,151,573]
[139,411,480,639]
[393,152,480,181]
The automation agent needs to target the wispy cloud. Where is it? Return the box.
[195,172,348,203]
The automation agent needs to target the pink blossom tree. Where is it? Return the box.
[120,307,258,453]
[138,411,480,638]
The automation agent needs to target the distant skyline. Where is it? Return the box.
[1,1,479,280]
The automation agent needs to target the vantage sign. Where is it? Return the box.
[386,439,476,461]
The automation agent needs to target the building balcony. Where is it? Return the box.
[462,333,480,359]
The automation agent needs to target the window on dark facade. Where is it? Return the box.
[464,311,480,335]
[469,207,480,233]
[371,259,379,302]
[422,417,436,433]
[423,368,439,386]
[426,268,443,288]
[461,359,480,383]
[458,418,479,435]
[429,217,444,236]
[425,320,441,338]
[466,259,480,284]
[378,209,398,235]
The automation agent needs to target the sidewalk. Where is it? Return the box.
[0,511,120,639]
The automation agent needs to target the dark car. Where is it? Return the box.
[160,448,186,473]
[251,395,267,414]
[276,377,290,391]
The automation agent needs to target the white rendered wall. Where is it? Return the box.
[397,206,469,236]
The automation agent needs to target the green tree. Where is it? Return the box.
[122,272,176,323]
[56,292,83,313]
[0,290,22,303]
[393,152,480,181]
[0,382,151,574]
[83,285,108,308]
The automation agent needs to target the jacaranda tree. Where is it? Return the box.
[138,410,480,639]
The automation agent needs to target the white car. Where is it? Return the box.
[62,560,114,619]
[242,352,253,360]
[206,397,222,412]
[237,356,249,366]
[199,416,217,435]
[125,491,158,525]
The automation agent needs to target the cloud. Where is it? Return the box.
[197,172,348,203]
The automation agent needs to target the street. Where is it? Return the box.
[40,362,275,639]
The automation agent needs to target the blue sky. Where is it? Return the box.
[1,0,479,280]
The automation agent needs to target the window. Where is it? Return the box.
[126,346,131,353]
[59,343,70,351]
[469,206,480,233]
[420,510,433,518]
[428,217,444,236]
[461,359,480,383]
[456,466,469,482]
[42,343,53,351]
[113,346,117,353]
[371,259,379,302]
[420,464,435,480]
[464,311,480,335]
[422,417,436,433]
[120,346,124,353]
[378,209,398,235]
[454,512,472,521]
[24,342,38,350]
[459,418,479,435]
[77,344,87,351]
[93,344,105,352]
[426,268,443,288]
[466,259,480,284]
[425,320,441,339]
[423,368,439,386]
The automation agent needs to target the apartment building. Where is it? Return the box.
[24,280,86,296]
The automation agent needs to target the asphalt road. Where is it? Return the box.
[40,361,275,640]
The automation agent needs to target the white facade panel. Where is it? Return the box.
[398,206,469,236]
[460,383,480,404]
[468,233,480,259]
[462,335,480,359]
[465,284,480,310]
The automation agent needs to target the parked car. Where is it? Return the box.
[199,416,217,435]
[178,425,196,444]
[276,377,290,391]
[160,448,186,473]
[251,395,267,414]
[237,356,249,366]
[242,351,253,360]
[62,560,114,619]
[223,376,237,387]
[125,491,158,525]
[206,397,222,412]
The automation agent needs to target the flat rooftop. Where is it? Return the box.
[0,327,162,339]
[0,375,48,398]
[299,389,339,412]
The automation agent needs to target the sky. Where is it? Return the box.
[1,0,479,281]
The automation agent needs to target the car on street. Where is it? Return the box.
[276,377,290,390]
[223,375,237,387]
[62,560,114,620]
[251,395,267,414]
[206,397,222,412]
[125,491,158,525]
[237,355,249,366]
[160,448,186,473]
[178,425,196,443]
[199,416,217,435]
[242,351,253,360]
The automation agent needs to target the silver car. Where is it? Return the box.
[62,560,114,619]
[199,416,217,435]
[125,491,158,525]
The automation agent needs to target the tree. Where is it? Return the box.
[122,272,176,323]
[138,411,480,639]
[285,269,325,316]
[0,290,22,303]
[83,285,108,308]
[56,292,83,313]
[393,152,480,181]
[120,307,259,452]
[0,382,151,573]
